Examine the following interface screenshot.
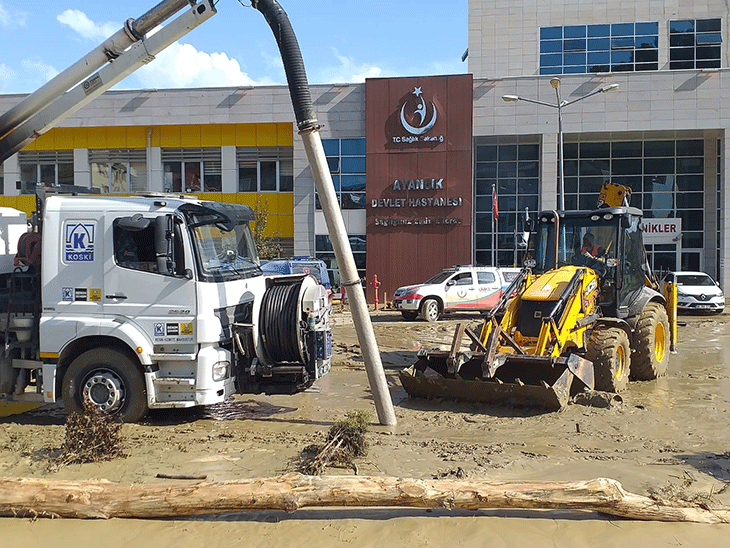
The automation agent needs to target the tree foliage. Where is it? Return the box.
[252,195,283,260]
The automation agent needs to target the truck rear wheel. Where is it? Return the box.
[631,302,670,380]
[420,298,441,322]
[586,326,630,392]
[62,348,149,423]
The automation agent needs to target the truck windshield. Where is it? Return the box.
[181,203,260,281]
[528,215,618,275]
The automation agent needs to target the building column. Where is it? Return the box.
[540,133,558,211]
[221,145,236,194]
[148,147,163,192]
[704,133,718,279]
[74,148,90,188]
[3,154,19,196]
[721,133,730,292]
[293,132,314,256]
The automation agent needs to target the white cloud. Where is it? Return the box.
[315,50,383,84]
[130,42,257,89]
[0,3,28,28]
[21,59,59,83]
[55,10,258,90]
[57,9,118,42]
[0,64,16,91]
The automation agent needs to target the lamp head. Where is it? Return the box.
[601,83,620,92]
[501,95,519,102]
[550,77,561,89]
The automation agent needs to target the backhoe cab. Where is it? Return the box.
[400,185,677,410]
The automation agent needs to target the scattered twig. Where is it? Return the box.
[156,473,207,481]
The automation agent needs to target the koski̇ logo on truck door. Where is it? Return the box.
[65,222,95,262]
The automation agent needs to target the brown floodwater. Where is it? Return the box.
[1,310,730,545]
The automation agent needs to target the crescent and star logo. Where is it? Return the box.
[400,87,438,135]
[391,86,444,144]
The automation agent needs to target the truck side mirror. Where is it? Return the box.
[155,215,181,276]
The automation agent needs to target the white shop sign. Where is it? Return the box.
[641,218,682,245]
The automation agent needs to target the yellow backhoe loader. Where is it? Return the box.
[399,184,678,410]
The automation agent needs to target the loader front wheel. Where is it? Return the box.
[420,298,441,322]
[62,348,149,423]
[586,327,630,392]
[631,302,670,380]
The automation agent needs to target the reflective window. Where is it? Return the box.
[18,150,74,190]
[89,149,147,194]
[540,21,658,74]
[162,148,221,193]
[564,138,705,267]
[318,138,366,210]
[669,18,722,69]
[474,137,540,267]
[236,148,293,192]
[315,234,366,287]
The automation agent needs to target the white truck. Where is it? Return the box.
[0,189,331,422]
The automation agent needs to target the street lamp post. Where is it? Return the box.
[502,78,619,211]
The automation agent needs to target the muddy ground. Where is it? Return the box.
[2,308,730,546]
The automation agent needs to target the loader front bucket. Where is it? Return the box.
[399,351,594,411]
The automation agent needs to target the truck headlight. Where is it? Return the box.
[212,361,230,381]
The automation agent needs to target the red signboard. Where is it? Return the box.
[365,74,474,301]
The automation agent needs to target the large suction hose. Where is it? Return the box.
[252,0,396,425]
[250,0,316,131]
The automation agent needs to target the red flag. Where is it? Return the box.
[492,185,499,220]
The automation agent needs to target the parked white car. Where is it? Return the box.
[392,265,521,321]
[662,271,725,314]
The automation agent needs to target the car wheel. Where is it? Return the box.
[420,298,440,322]
[62,347,149,423]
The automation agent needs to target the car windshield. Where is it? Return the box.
[423,271,454,285]
[181,203,260,281]
[676,274,715,286]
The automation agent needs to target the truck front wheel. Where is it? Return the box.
[62,348,149,423]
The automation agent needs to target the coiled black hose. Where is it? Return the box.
[260,281,302,363]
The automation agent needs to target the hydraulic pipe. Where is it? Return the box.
[252,0,396,426]
[0,0,192,141]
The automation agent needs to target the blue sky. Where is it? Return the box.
[0,0,468,94]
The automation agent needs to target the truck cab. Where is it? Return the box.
[0,192,332,422]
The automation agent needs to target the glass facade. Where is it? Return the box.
[315,234,366,288]
[540,22,659,74]
[319,138,366,209]
[474,136,540,266]
[669,18,722,70]
[563,139,705,274]
[90,149,147,194]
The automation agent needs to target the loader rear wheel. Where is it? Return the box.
[62,348,149,423]
[420,298,441,322]
[631,302,670,380]
[586,327,630,392]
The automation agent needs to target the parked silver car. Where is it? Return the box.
[662,271,725,314]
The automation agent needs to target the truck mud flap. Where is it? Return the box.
[399,353,594,411]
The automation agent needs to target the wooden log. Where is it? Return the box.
[1,473,729,523]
